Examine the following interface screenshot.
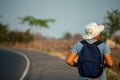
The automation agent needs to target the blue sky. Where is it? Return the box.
[0,0,120,38]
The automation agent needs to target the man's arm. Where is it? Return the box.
[104,53,114,68]
[66,52,78,67]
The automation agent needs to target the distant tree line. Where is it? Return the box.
[0,23,33,44]
[62,32,82,40]
[0,15,55,44]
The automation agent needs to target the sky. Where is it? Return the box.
[0,0,120,39]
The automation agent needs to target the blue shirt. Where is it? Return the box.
[71,39,111,80]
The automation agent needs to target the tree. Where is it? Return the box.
[18,16,55,30]
[104,9,120,38]
[101,9,120,47]
[63,32,72,40]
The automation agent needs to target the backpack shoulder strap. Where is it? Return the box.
[80,40,89,45]
[93,40,103,46]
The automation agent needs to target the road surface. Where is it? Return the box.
[0,49,28,80]
[0,47,79,80]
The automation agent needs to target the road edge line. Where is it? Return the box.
[18,52,30,80]
[0,48,30,80]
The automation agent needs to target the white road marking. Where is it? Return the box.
[18,52,30,80]
[0,48,30,80]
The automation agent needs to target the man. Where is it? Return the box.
[66,22,114,80]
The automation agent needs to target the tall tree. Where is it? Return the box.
[18,16,55,33]
[105,9,120,38]
[102,9,120,47]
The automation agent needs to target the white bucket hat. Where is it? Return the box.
[83,22,104,39]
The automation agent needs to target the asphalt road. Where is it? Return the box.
[0,47,79,80]
[0,49,27,80]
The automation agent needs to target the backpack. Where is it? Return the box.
[77,40,104,78]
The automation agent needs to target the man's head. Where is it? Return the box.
[83,22,104,40]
